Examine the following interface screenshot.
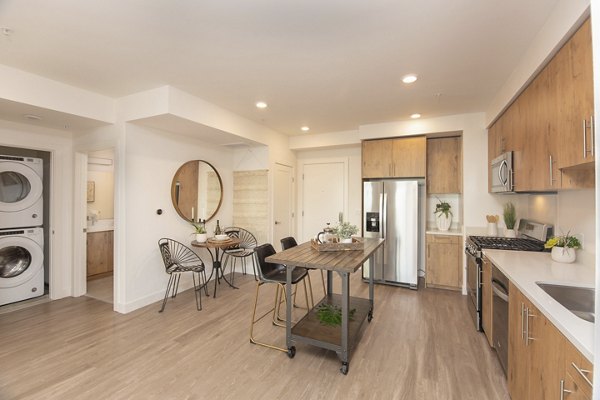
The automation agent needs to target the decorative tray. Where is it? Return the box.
[310,238,363,252]
[208,238,233,244]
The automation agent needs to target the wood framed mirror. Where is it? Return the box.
[171,160,223,222]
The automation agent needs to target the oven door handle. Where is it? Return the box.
[491,281,509,303]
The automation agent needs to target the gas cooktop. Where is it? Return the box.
[468,236,546,252]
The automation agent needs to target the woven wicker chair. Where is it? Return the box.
[223,227,258,283]
[158,238,209,313]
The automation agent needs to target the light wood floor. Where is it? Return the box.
[86,275,114,304]
[0,271,509,400]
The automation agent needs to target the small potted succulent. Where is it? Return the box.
[503,202,516,238]
[544,232,581,263]
[434,198,452,231]
[191,220,208,243]
[334,221,359,243]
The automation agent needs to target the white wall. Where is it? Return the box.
[0,119,74,300]
[119,123,234,312]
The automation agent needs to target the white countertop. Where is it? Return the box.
[87,219,114,233]
[425,228,463,237]
[483,249,595,362]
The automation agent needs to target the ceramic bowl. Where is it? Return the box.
[215,234,229,241]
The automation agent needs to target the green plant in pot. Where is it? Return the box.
[503,202,516,238]
[333,221,359,243]
[191,220,208,243]
[544,232,581,263]
[434,198,452,231]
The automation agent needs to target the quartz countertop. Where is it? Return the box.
[425,228,463,237]
[87,219,114,233]
[483,249,595,362]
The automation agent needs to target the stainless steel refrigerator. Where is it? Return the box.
[362,179,422,289]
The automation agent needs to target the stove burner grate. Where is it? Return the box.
[469,236,545,252]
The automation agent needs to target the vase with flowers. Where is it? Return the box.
[544,232,581,263]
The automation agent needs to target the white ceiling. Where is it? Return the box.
[0,0,559,135]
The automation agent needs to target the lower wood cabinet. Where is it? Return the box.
[425,234,461,290]
[508,282,593,400]
[87,231,114,278]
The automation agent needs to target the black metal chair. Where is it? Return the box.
[250,243,311,353]
[158,238,209,313]
[281,236,325,298]
[223,227,258,283]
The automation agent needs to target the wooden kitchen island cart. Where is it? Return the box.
[265,238,385,375]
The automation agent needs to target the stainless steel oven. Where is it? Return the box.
[465,246,482,331]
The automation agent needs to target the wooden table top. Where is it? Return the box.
[191,237,241,249]
[265,238,385,274]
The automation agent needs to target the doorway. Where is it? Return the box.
[300,158,348,242]
[273,163,293,246]
[78,149,116,304]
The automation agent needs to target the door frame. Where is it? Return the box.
[298,157,349,241]
[72,152,88,297]
[272,162,294,243]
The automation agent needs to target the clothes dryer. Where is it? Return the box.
[0,227,44,305]
[0,155,44,229]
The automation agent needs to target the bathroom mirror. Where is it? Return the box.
[171,160,223,222]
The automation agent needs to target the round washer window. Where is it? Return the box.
[0,246,32,278]
[0,171,32,203]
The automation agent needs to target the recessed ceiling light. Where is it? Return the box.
[301,126,310,132]
[23,114,42,121]
[255,101,268,109]
[402,74,418,84]
[410,113,421,119]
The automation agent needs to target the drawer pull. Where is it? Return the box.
[572,362,593,388]
[560,379,572,400]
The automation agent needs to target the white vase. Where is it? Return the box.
[551,247,576,263]
[195,233,207,243]
[340,238,353,244]
[504,229,516,238]
[436,213,452,231]
[487,222,498,236]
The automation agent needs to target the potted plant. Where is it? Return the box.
[333,221,359,243]
[544,232,581,263]
[434,198,452,231]
[503,202,516,238]
[191,220,208,243]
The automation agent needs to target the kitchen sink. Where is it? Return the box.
[536,283,595,323]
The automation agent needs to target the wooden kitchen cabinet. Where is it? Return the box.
[362,136,426,178]
[562,339,594,399]
[481,257,493,347]
[488,18,594,192]
[87,231,114,278]
[426,136,462,194]
[425,234,461,290]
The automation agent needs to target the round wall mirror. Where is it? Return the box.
[171,160,223,222]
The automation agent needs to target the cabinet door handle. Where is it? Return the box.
[520,302,525,340]
[583,119,587,158]
[572,362,593,388]
[549,155,554,186]
[526,308,536,345]
[591,115,595,157]
[560,379,572,400]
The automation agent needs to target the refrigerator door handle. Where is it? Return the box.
[382,193,387,239]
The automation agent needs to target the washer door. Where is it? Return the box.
[0,236,43,288]
[0,161,43,213]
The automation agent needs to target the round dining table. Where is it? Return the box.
[192,237,241,298]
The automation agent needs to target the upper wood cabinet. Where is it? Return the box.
[488,18,594,192]
[362,136,426,178]
[427,136,462,194]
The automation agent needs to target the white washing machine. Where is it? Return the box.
[0,155,44,229]
[0,227,44,305]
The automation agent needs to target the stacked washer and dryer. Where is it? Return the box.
[0,155,45,306]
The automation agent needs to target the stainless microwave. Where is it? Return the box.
[491,152,514,193]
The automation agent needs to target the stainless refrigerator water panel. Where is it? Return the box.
[362,179,420,288]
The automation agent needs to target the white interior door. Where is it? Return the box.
[273,164,293,247]
[301,159,347,242]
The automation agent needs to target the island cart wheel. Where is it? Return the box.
[368,310,373,322]
[287,346,296,359]
[340,362,349,375]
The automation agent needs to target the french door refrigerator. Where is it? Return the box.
[362,179,421,289]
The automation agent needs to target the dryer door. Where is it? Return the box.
[0,236,43,288]
[0,161,43,213]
